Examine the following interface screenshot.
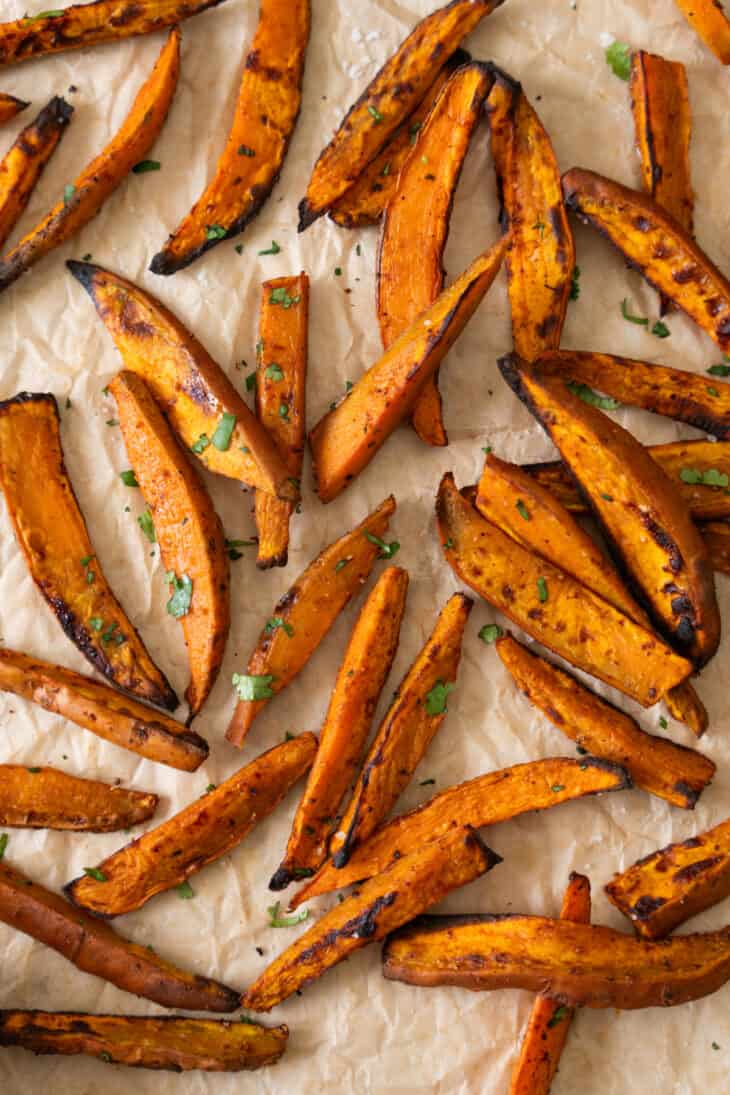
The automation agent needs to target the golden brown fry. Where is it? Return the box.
[0,92,28,122]
[66,733,316,917]
[226,496,396,747]
[270,566,408,890]
[701,520,730,574]
[0,29,179,293]
[0,765,157,831]
[674,0,730,63]
[243,827,500,1012]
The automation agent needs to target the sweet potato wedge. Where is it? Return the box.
[150,0,309,274]
[606,817,730,939]
[226,496,396,746]
[298,0,503,230]
[243,827,499,1012]
[310,238,507,501]
[254,273,309,569]
[66,733,316,917]
[0,93,27,123]
[701,520,730,574]
[110,370,230,717]
[0,393,177,709]
[0,859,238,1011]
[0,765,157,831]
[290,756,629,909]
[0,29,179,294]
[0,1011,287,1072]
[674,0,730,63]
[377,61,492,448]
[69,261,296,501]
[270,566,408,890]
[330,592,472,866]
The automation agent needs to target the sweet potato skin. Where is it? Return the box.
[0,93,28,122]
[674,0,730,63]
[0,765,157,831]
[0,393,177,710]
[702,520,730,574]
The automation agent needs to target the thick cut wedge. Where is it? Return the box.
[0,765,157,830]
[310,239,506,501]
[69,262,296,501]
[243,827,499,1012]
[0,394,176,709]
[0,93,27,122]
[110,371,230,716]
[674,0,730,63]
[226,496,396,746]
[270,566,408,890]
[0,30,179,293]
[702,520,730,574]
[66,733,316,917]
[150,0,309,273]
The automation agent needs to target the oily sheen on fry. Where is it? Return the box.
[0,765,157,831]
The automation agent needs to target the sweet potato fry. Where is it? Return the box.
[0,29,179,294]
[243,827,499,1012]
[66,733,316,917]
[701,520,730,574]
[0,765,157,831]
[606,817,730,939]
[0,859,238,1011]
[270,566,408,890]
[0,393,177,710]
[0,93,27,123]
[330,593,472,866]
[0,97,72,250]
[0,1011,287,1072]
[298,0,503,230]
[69,261,296,501]
[674,0,730,63]
[310,239,507,502]
[110,370,230,716]
[254,273,309,569]
[150,0,310,273]
[290,756,629,909]
[226,496,396,746]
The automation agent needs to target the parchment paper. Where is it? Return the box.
[0,0,729,1091]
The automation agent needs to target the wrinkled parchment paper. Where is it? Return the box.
[1,0,730,1090]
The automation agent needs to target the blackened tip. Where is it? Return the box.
[148,250,176,277]
[332,847,349,870]
[297,199,318,233]
[66,260,99,292]
[268,867,292,892]
[48,95,73,124]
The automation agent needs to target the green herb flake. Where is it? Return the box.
[532,217,546,239]
[268,901,309,928]
[120,469,139,488]
[409,121,422,145]
[265,363,284,381]
[63,183,75,205]
[335,558,351,573]
[191,433,210,454]
[707,386,720,397]
[570,265,581,301]
[211,412,237,452]
[551,784,565,793]
[137,510,156,543]
[479,624,503,644]
[364,531,400,559]
[269,286,300,309]
[99,1051,112,1063]
[238,145,256,157]
[225,538,255,560]
[105,418,118,427]
[101,622,120,645]
[205,784,216,793]
[419,778,436,787]
[278,402,290,421]
[547,1005,570,1028]
[0,834,7,861]
[235,244,244,255]
[425,680,455,716]
[620,298,648,326]
[652,320,671,339]
[292,867,315,879]
[258,240,281,256]
[265,616,294,637]
[443,538,454,549]
[537,577,549,603]
[176,881,194,899]
[246,372,257,392]
[659,715,668,730]
[381,161,391,176]
[567,380,622,411]
[712,1041,721,1051]
[83,867,107,882]
[89,617,103,632]
[232,673,276,702]
[27,8,64,17]
[482,445,492,455]
[679,467,729,488]
[708,363,730,377]
[600,493,614,502]
[166,573,193,619]
[132,159,161,174]
[368,104,384,123]
[606,40,632,81]
[334,266,343,277]
[205,224,227,240]
[27,767,41,774]
[516,499,531,521]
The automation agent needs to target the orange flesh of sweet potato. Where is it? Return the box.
[254,273,309,569]
[149,0,310,274]
[0,765,157,831]
[0,1011,288,1071]
[69,261,296,501]
[330,592,472,866]
[298,0,503,229]
[289,756,629,909]
[0,859,239,1011]
[226,496,396,746]
[270,566,408,890]
[310,238,507,502]
[110,371,230,717]
[66,734,316,917]
[701,520,730,574]
[0,393,177,710]
[674,0,730,63]
[243,827,500,1012]
[0,93,28,122]
[0,29,179,294]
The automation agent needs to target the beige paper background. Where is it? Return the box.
[0,0,729,1090]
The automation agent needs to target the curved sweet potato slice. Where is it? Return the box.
[69,261,296,501]
[0,29,179,294]
[66,733,316,917]
[242,827,499,1012]
[110,370,230,716]
[702,520,730,574]
[0,393,176,709]
[310,238,506,501]
[0,859,238,1011]
[0,765,157,831]
[150,0,310,274]
[226,496,396,746]
[0,93,27,123]
[674,0,730,63]
[270,566,408,891]
[0,1011,288,1072]
[298,0,503,230]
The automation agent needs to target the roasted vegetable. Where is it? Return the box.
[69,261,296,501]
[254,273,309,569]
[674,0,730,63]
[0,859,238,1011]
[0,29,179,294]
[226,496,396,746]
[310,238,507,501]
[0,393,177,709]
[0,93,27,122]
[270,566,408,890]
[243,827,499,1011]
[0,1011,287,1072]
[66,733,316,917]
[150,0,310,273]
[110,370,230,716]
[331,593,472,866]
[702,520,730,574]
[0,765,157,831]
[0,97,72,250]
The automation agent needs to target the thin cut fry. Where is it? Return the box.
[0,764,157,831]
[0,93,28,122]
[701,520,730,574]
[673,0,730,64]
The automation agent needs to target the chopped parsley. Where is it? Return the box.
[28,8,64,16]
[335,558,351,572]
[89,617,103,632]
[232,673,276,702]
[652,320,671,338]
[425,680,455,716]
[278,402,290,421]
[547,1005,570,1028]
[659,715,668,730]
[364,531,400,559]
[191,433,210,454]
[119,469,139,487]
[206,224,227,240]
[246,372,257,391]
[235,244,244,255]
[381,161,392,176]
[137,510,156,543]
[479,624,503,644]
[166,573,193,619]
[63,183,75,205]
[265,616,294,637]
[605,40,632,81]
[265,363,284,381]
[419,778,436,787]
[225,538,255,560]
[334,266,343,276]
[269,286,300,309]
[238,144,256,157]
[537,576,549,603]
[516,499,531,521]
[211,412,236,452]
[679,467,729,488]
[26,767,41,774]
[259,240,281,255]
[0,833,7,860]
[567,381,621,411]
[620,298,648,326]
[532,217,546,239]
[551,784,565,793]
[368,104,384,123]
[176,881,194,899]
[708,362,730,377]
[409,121,422,145]
[105,418,118,427]
[132,159,161,174]
[570,265,581,301]
[83,867,107,882]
[268,901,309,928]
